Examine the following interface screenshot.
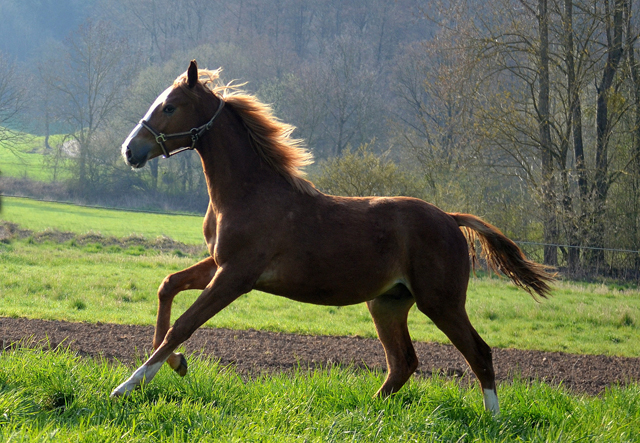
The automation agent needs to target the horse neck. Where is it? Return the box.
[196,107,283,209]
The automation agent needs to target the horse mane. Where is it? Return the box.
[175,68,318,196]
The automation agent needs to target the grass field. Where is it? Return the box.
[2,197,205,245]
[0,134,70,181]
[1,347,639,442]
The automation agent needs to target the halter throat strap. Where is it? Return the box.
[140,97,225,158]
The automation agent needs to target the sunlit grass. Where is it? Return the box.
[465,277,640,356]
[1,198,639,441]
[1,197,639,356]
[0,347,638,442]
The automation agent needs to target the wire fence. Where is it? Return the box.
[515,241,640,284]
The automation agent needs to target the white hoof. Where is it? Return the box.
[110,382,135,398]
[483,388,500,415]
[110,362,163,398]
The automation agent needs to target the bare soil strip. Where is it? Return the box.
[1,317,638,395]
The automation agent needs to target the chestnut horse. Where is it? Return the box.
[113,60,553,414]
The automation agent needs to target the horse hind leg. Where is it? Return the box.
[154,256,217,376]
[366,286,418,397]
[415,295,499,414]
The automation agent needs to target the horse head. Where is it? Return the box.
[122,60,224,168]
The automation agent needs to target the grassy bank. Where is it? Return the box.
[1,198,639,442]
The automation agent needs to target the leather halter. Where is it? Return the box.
[139,97,225,158]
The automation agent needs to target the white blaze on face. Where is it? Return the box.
[121,86,173,157]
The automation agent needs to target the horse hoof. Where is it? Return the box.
[110,385,131,398]
[175,353,188,377]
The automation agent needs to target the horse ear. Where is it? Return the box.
[187,60,198,88]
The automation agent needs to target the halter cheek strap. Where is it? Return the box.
[140,97,225,158]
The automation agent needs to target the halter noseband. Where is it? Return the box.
[139,97,225,158]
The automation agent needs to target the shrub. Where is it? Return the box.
[312,142,426,198]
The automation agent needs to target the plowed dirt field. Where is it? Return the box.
[1,317,639,395]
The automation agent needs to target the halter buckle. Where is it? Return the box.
[190,128,200,143]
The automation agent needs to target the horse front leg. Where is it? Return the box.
[154,257,218,376]
[111,265,253,397]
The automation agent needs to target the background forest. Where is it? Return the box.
[1,0,640,279]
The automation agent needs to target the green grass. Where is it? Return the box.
[0,134,70,181]
[1,240,639,357]
[2,197,205,245]
[1,347,638,442]
[466,278,640,356]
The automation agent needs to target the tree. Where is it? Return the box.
[101,0,217,63]
[392,35,481,198]
[559,0,587,270]
[120,58,188,193]
[590,0,626,260]
[621,0,640,266]
[426,0,639,272]
[257,29,387,160]
[0,51,27,147]
[42,20,133,195]
[258,67,327,153]
[0,51,29,211]
[319,33,384,157]
[463,0,564,266]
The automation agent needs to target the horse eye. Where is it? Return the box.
[163,105,176,114]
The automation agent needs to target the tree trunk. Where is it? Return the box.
[78,142,88,197]
[539,0,558,266]
[149,158,159,192]
[592,0,625,264]
[625,0,640,268]
[564,0,584,272]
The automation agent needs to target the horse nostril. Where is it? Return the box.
[125,148,133,161]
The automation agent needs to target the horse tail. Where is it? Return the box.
[449,213,555,300]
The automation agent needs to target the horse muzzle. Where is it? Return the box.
[122,142,151,169]
[122,121,157,168]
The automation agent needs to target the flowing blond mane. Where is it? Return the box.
[175,68,318,196]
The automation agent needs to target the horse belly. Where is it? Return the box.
[254,255,405,306]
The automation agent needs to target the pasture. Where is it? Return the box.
[1,197,640,441]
